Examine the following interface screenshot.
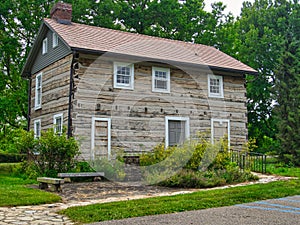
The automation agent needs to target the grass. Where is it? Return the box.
[266,163,300,178]
[60,179,300,224]
[0,171,61,207]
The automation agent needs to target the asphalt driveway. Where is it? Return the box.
[90,195,300,225]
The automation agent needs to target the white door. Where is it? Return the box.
[91,118,111,160]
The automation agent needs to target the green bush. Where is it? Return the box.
[0,152,26,163]
[89,157,126,181]
[158,167,258,188]
[140,133,257,187]
[17,129,80,178]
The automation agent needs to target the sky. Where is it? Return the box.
[204,0,254,17]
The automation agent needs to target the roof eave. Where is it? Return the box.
[71,47,258,76]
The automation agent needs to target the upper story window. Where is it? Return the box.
[42,38,48,54]
[113,62,134,90]
[152,67,170,93]
[35,73,42,110]
[52,33,58,48]
[34,119,41,139]
[53,113,63,134]
[208,74,224,98]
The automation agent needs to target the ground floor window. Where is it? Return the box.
[34,119,41,138]
[165,116,190,147]
[53,113,63,134]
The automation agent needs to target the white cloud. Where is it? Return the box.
[204,0,254,16]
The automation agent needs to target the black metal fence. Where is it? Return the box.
[231,150,267,174]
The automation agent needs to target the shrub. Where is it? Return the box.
[17,129,80,178]
[89,157,126,181]
[158,167,258,188]
[0,152,26,163]
[140,133,258,187]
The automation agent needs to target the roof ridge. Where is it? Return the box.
[44,18,212,50]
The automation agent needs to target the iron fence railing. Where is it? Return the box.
[231,150,267,174]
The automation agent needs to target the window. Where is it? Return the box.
[52,33,58,48]
[165,116,190,147]
[42,38,48,54]
[35,73,42,110]
[53,113,63,134]
[34,119,41,139]
[208,75,223,98]
[211,119,230,147]
[152,67,170,93]
[113,62,134,89]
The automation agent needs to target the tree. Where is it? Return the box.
[273,0,300,165]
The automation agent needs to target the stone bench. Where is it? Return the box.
[57,172,105,182]
[37,177,64,192]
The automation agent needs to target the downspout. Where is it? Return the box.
[26,73,32,131]
[67,52,76,138]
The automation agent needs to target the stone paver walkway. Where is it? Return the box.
[0,174,293,225]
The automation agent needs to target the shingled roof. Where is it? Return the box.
[22,17,257,76]
[47,18,258,74]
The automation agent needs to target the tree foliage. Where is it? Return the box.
[273,1,300,165]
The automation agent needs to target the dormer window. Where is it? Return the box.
[53,33,58,48]
[42,38,48,54]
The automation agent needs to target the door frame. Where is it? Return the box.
[91,117,111,160]
[211,118,230,147]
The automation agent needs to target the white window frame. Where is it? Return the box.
[52,32,58,48]
[208,74,224,98]
[42,38,48,54]
[91,117,112,160]
[152,67,170,93]
[34,73,42,110]
[113,62,134,90]
[34,119,41,139]
[165,116,190,148]
[211,118,230,147]
[53,113,63,134]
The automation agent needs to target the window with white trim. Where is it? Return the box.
[152,67,170,93]
[35,73,42,110]
[208,75,223,98]
[42,38,48,54]
[52,33,58,48]
[113,62,134,89]
[165,116,190,147]
[34,119,41,139]
[53,113,63,134]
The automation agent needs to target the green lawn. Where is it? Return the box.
[266,164,300,177]
[60,179,300,224]
[0,174,61,207]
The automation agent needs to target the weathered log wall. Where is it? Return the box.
[72,53,247,160]
[30,54,72,132]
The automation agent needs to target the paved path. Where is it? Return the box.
[0,174,294,224]
[92,195,300,225]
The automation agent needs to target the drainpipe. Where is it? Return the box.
[26,73,32,131]
[67,52,76,138]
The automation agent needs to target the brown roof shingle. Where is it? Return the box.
[44,18,257,74]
